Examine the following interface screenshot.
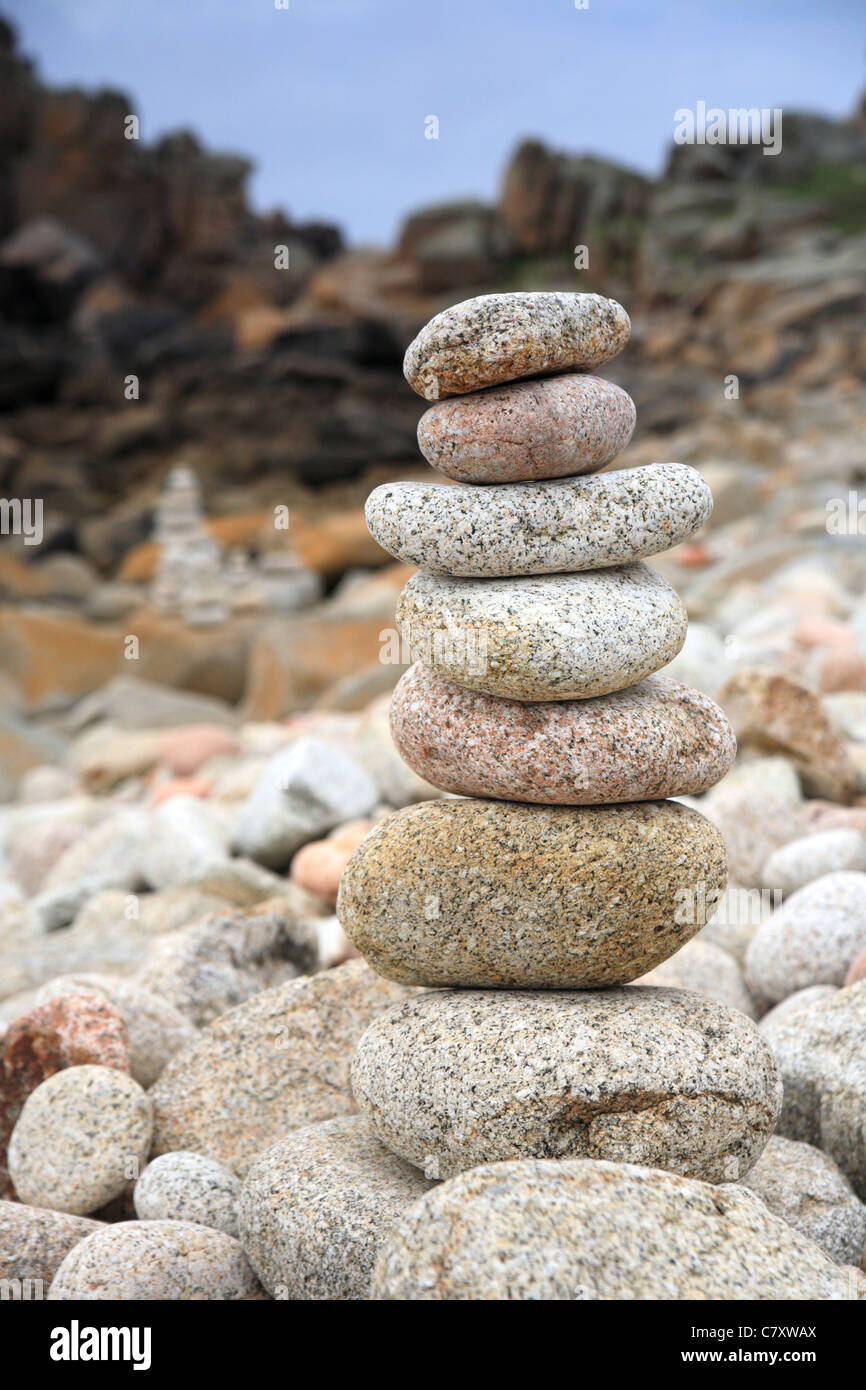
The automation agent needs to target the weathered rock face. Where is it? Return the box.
[351,987,781,1183]
[238,1115,436,1300]
[371,1159,853,1301]
[338,798,727,988]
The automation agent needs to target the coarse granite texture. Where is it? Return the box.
[745,871,866,1003]
[366,464,712,577]
[417,373,635,482]
[763,980,866,1199]
[758,986,838,1034]
[0,1200,102,1288]
[238,1115,436,1301]
[148,960,417,1176]
[739,1135,866,1267]
[351,986,780,1182]
[389,666,736,804]
[8,1065,152,1215]
[48,1220,265,1300]
[403,292,630,400]
[134,1151,241,1237]
[370,1159,854,1300]
[396,563,687,701]
[337,798,727,988]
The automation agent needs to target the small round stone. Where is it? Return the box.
[239,1116,436,1300]
[134,1152,241,1237]
[403,292,630,399]
[366,464,712,577]
[47,1220,264,1300]
[389,666,736,804]
[337,798,727,988]
[745,871,866,1004]
[396,563,687,702]
[371,1159,854,1300]
[8,1065,152,1215]
[761,830,866,896]
[740,1135,866,1267]
[417,373,635,482]
[351,986,780,1182]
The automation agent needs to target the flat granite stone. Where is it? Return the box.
[48,1220,265,1300]
[337,798,727,988]
[238,1116,436,1300]
[371,1159,854,1300]
[389,666,736,804]
[366,464,712,577]
[351,986,780,1182]
[416,373,635,482]
[396,563,687,701]
[403,292,630,400]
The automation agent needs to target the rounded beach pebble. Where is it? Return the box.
[0,1200,102,1289]
[389,666,735,804]
[396,562,687,701]
[740,1134,866,1267]
[371,1159,854,1300]
[403,291,630,400]
[8,1065,152,1215]
[48,1220,264,1300]
[239,1115,436,1300]
[337,798,727,988]
[366,464,711,577]
[745,871,866,1004]
[417,373,635,482]
[351,986,779,1182]
[134,1151,241,1237]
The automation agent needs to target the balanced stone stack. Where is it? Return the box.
[338,293,782,1213]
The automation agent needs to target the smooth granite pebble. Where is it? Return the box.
[396,563,687,701]
[366,464,712,577]
[746,871,866,1003]
[740,1135,866,1266]
[639,938,758,1020]
[351,987,780,1182]
[403,292,630,400]
[761,829,866,896]
[134,1152,241,1237]
[48,1220,265,1300]
[389,666,736,804]
[371,1159,852,1301]
[0,1200,102,1289]
[337,798,727,988]
[238,1116,436,1300]
[416,373,635,482]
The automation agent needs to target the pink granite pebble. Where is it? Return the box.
[417,374,635,483]
[390,665,736,805]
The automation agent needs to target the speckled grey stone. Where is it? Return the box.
[403,292,630,400]
[416,373,635,482]
[764,981,866,1199]
[338,798,727,988]
[758,986,839,1034]
[745,871,866,1003]
[638,938,758,1019]
[8,1065,152,1215]
[396,563,687,701]
[48,1220,265,1300]
[148,960,416,1176]
[371,1159,852,1301]
[134,1152,240,1236]
[351,987,780,1183]
[366,464,712,577]
[739,1135,866,1266]
[238,1116,436,1300]
[0,1200,102,1289]
[762,830,866,896]
[389,666,736,804]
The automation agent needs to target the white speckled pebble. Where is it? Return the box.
[48,1220,265,1300]
[746,871,866,1003]
[134,1152,241,1237]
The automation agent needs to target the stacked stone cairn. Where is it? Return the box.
[241,295,853,1301]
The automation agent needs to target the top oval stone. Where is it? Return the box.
[417,374,636,483]
[403,292,630,400]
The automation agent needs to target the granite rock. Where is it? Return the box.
[48,1220,264,1300]
[390,666,735,804]
[740,1135,866,1266]
[396,563,687,702]
[134,1151,240,1237]
[238,1115,436,1300]
[638,938,757,1019]
[0,1200,102,1290]
[746,872,866,1003]
[758,985,839,1033]
[338,798,726,988]
[352,986,780,1182]
[761,829,866,896]
[403,292,630,399]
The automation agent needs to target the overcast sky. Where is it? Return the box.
[6,0,864,244]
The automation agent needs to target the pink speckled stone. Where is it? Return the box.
[417,374,635,483]
[390,665,737,805]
